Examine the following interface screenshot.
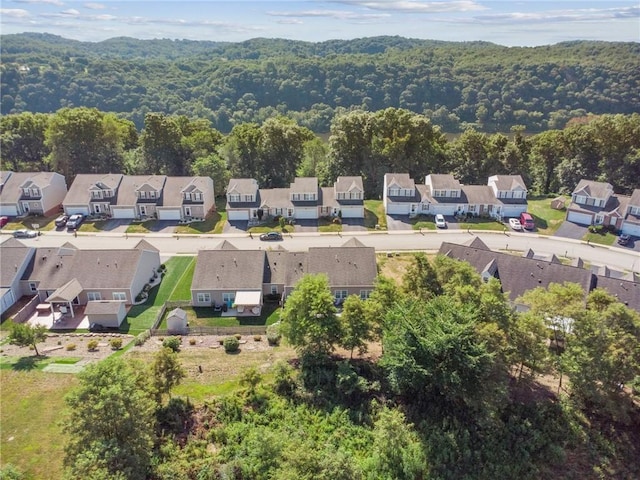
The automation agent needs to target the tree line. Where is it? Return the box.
[1,33,638,134]
[2,107,639,198]
[6,253,635,479]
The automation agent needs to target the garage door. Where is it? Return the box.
[341,206,364,218]
[567,211,593,225]
[0,205,18,216]
[294,207,318,219]
[112,208,136,219]
[157,209,181,220]
[386,203,410,215]
[64,206,90,216]
[621,222,640,236]
[228,209,249,221]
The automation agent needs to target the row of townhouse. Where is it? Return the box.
[225,176,365,222]
[0,171,215,222]
[440,237,640,313]
[0,237,377,322]
[566,179,640,236]
[383,173,529,219]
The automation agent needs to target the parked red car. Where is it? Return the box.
[0,216,8,228]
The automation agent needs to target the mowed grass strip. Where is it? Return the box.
[168,257,196,301]
[0,370,78,479]
[125,256,195,333]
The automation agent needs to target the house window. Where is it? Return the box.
[360,290,371,300]
[336,192,345,200]
[631,206,640,215]
[574,195,586,204]
[228,194,240,202]
[87,292,102,301]
[194,193,202,201]
[271,285,278,295]
[350,192,362,200]
[91,191,103,199]
[243,195,253,202]
[303,193,316,201]
[113,292,126,301]
[29,282,37,293]
[197,293,211,303]
[223,292,235,306]
[104,190,113,198]
[469,205,477,213]
[138,191,147,199]
[149,191,156,199]
[388,188,399,196]
[292,193,301,201]
[287,209,293,217]
[334,290,348,300]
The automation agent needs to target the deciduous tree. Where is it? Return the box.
[8,322,47,356]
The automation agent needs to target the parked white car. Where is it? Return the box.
[435,214,446,229]
[509,218,523,231]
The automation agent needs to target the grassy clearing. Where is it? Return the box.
[124,257,194,334]
[364,200,386,229]
[0,370,77,479]
[527,195,569,235]
[0,355,81,371]
[127,344,296,402]
[377,252,420,284]
[3,214,57,232]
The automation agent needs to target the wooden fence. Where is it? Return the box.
[150,325,268,337]
[11,295,39,323]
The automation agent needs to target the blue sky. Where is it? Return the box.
[1,1,639,45]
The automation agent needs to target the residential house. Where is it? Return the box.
[191,238,377,315]
[226,178,260,221]
[0,171,67,217]
[621,189,640,236]
[226,176,365,223]
[64,174,214,221]
[383,173,528,219]
[20,240,160,315]
[566,179,628,229]
[439,238,640,313]
[0,238,36,315]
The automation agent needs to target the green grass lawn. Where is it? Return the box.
[0,355,81,371]
[124,256,195,334]
[583,230,617,246]
[318,217,342,233]
[176,197,228,234]
[3,214,57,231]
[125,219,158,234]
[0,369,77,479]
[527,195,569,235]
[459,217,507,231]
[410,215,437,230]
[248,219,294,234]
[364,200,386,230]
[78,219,112,233]
[158,303,282,329]
[168,257,196,301]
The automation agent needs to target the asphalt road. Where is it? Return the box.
[3,228,638,273]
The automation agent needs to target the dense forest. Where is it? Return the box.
[2,108,639,197]
[1,34,639,134]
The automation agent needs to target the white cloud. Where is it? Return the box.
[276,18,304,25]
[475,6,640,24]
[329,0,485,14]
[13,0,64,6]
[267,9,389,21]
[61,8,79,16]
[0,8,31,18]
[83,2,106,10]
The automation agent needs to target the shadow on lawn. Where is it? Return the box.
[12,355,44,371]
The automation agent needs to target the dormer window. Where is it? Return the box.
[243,194,253,202]
[303,193,315,201]
[389,188,400,196]
[104,189,113,198]
[139,191,146,199]
[184,192,192,200]
[228,193,240,202]
[148,191,156,199]
[194,192,202,201]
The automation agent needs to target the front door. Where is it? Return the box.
[184,206,191,217]
[595,214,604,225]
[139,205,147,216]
[21,201,30,213]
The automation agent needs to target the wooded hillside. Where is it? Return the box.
[2,33,638,133]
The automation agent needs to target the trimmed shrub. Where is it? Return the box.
[189,338,196,346]
[253,335,262,342]
[109,338,123,350]
[134,330,151,346]
[163,336,181,352]
[234,333,242,340]
[267,322,282,346]
[224,336,240,353]
[87,340,98,351]
[66,343,76,351]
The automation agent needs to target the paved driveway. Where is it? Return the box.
[293,219,318,232]
[342,218,366,232]
[386,215,412,231]
[224,220,248,233]
[554,221,588,240]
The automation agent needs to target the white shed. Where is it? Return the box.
[167,307,188,334]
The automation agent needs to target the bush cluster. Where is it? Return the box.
[224,336,240,353]
[162,336,181,352]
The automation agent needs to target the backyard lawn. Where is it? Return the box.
[158,303,282,329]
[124,256,195,334]
[527,195,569,235]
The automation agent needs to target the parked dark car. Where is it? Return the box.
[0,216,8,228]
[618,233,631,246]
[66,214,84,230]
[260,231,283,241]
[55,215,69,228]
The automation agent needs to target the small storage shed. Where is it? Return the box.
[85,301,126,328]
[167,307,188,334]
[551,197,566,210]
